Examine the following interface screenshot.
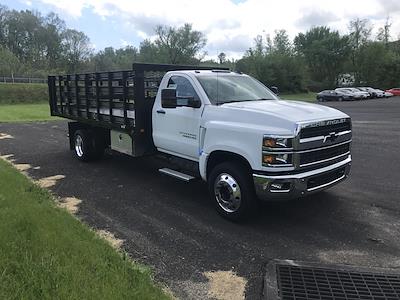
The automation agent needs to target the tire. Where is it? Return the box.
[317,96,324,102]
[338,97,343,102]
[73,129,104,162]
[208,162,258,221]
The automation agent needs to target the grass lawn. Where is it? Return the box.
[0,159,169,300]
[0,103,58,122]
[0,83,48,104]
[280,92,317,102]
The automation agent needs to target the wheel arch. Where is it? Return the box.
[68,122,110,150]
[206,150,252,180]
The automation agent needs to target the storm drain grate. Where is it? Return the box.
[264,260,400,300]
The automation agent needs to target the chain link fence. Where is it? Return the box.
[1,76,47,84]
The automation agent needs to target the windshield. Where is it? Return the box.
[196,74,278,105]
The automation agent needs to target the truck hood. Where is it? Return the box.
[220,100,348,123]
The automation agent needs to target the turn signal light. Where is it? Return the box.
[262,153,292,167]
[263,154,275,164]
[263,138,277,148]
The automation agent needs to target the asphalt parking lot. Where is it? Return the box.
[1,97,400,299]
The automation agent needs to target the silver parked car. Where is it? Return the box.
[335,88,366,100]
[357,87,380,98]
[374,89,393,98]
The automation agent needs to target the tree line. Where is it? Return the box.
[0,5,399,91]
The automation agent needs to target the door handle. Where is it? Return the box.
[156,109,166,114]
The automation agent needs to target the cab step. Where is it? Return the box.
[159,168,195,182]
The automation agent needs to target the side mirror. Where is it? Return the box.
[270,86,279,95]
[161,89,177,108]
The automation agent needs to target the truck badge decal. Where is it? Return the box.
[179,132,197,140]
[326,118,347,126]
[323,132,338,143]
[304,118,348,128]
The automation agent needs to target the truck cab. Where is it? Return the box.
[48,64,352,221]
[152,70,351,219]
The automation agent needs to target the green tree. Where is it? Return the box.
[237,30,306,92]
[154,23,206,64]
[347,18,372,84]
[357,42,400,88]
[294,26,350,89]
[0,47,21,77]
[61,29,92,73]
[273,29,292,55]
[0,5,8,46]
[376,17,392,44]
[43,12,66,69]
[138,39,163,63]
[217,52,226,64]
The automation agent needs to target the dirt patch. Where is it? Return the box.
[173,280,209,300]
[14,163,31,172]
[97,230,124,250]
[37,175,65,188]
[0,133,14,140]
[204,270,247,300]
[0,154,15,162]
[58,197,82,214]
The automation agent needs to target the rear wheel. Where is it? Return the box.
[73,129,104,162]
[208,162,258,221]
[338,97,343,102]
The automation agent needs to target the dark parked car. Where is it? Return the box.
[317,90,353,102]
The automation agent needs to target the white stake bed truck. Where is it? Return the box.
[48,63,352,220]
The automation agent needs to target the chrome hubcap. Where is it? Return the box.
[214,173,242,213]
[75,135,84,157]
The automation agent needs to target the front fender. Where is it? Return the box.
[200,121,263,175]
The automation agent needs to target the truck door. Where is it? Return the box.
[153,75,203,160]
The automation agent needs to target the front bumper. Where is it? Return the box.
[253,156,351,201]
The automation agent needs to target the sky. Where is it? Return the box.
[2,0,400,60]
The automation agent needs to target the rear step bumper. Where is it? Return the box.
[253,156,351,201]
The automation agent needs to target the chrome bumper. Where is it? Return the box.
[253,157,351,201]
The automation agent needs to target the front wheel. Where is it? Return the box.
[208,162,258,221]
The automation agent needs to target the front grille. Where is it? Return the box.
[300,122,351,139]
[275,263,400,300]
[307,167,346,190]
[300,143,350,166]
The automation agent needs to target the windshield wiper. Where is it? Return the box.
[217,100,245,105]
[218,98,273,105]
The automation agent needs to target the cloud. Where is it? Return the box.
[207,33,253,53]
[376,0,400,13]
[296,10,340,29]
[36,0,400,58]
[120,39,129,47]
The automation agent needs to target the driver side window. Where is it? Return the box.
[167,76,200,106]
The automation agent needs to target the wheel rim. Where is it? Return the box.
[75,135,84,157]
[214,173,242,213]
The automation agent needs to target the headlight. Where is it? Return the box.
[263,137,292,149]
[262,153,293,167]
[262,135,294,167]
